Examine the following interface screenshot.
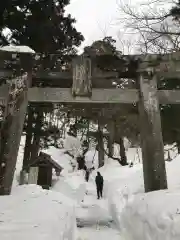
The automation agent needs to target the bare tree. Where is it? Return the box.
[116,30,137,54]
[118,0,179,53]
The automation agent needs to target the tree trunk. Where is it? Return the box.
[119,137,128,166]
[138,70,167,192]
[107,121,115,158]
[177,140,180,154]
[22,105,34,171]
[29,109,43,165]
[20,105,34,185]
[97,122,104,168]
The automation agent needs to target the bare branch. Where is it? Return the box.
[117,0,179,53]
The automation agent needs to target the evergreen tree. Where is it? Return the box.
[0,0,84,55]
[170,0,180,21]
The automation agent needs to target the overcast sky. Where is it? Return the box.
[65,0,173,53]
[65,0,123,52]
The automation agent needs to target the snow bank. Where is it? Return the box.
[64,134,81,160]
[42,146,74,174]
[42,147,86,204]
[84,149,98,169]
[0,185,77,240]
[53,170,86,204]
[166,156,180,189]
[126,147,142,164]
[120,189,180,240]
[89,159,144,229]
[105,154,180,239]
[0,45,35,54]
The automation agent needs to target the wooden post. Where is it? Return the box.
[107,121,115,157]
[0,51,34,195]
[138,68,167,192]
[20,104,34,185]
[29,108,43,165]
[119,137,128,166]
[72,55,92,97]
[22,105,34,171]
[97,120,104,168]
[28,166,39,184]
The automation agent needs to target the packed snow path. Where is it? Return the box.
[76,182,121,240]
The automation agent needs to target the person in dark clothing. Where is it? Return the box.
[77,156,85,170]
[85,169,90,182]
[95,171,104,199]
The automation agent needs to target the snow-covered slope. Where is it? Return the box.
[42,146,74,174]
[102,153,180,240]
[13,136,180,240]
[0,185,77,240]
[120,188,180,240]
[53,170,86,204]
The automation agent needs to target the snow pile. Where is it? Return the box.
[64,135,81,160]
[84,149,98,169]
[89,159,144,229]
[166,156,180,189]
[120,189,180,240]
[76,196,113,227]
[42,146,74,174]
[0,45,35,54]
[126,147,142,164]
[105,154,180,239]
[42,147,87,204]
[53,170,86,204]
[0,185,77,240]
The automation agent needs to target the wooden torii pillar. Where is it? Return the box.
[138,67,167,192]
[0,47,35,195]
[107,121,115,158]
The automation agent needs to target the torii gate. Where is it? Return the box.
[0,47,180,195]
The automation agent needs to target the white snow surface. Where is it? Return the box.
[64,135,81,160]
[0,185,77,240]
[53,170,87,205]
[42,146,74,174]
[102,152,180,240]
[12,137,180,240]
[0,45,35,54]
[84,149,98,169]
[120,189,180,240]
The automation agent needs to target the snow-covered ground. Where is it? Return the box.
[0,185,77,240]
[76,186,121,240]
[9,136,180,240]
[120,188,180,240]
[43,146,122,239]
[96,151,180,240]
